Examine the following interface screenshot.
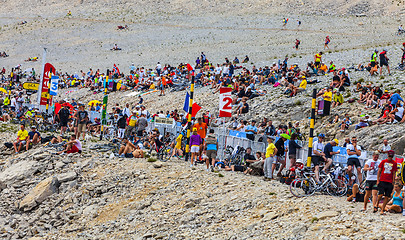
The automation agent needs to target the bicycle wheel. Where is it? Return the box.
[290,178,315,198]
[160,146,172,162]
[326,179,347,197]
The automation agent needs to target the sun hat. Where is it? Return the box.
[333,139,339,145]
[373,150,380,155]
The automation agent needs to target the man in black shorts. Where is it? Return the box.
[346,136,362,185]
[363,151,381,212]
[376,150,397,215]
[58,104,70,135]
[379,49,390,75]
[311,133,329,183]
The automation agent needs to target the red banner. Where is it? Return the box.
[219,87,232,117]
[40,63,55,106]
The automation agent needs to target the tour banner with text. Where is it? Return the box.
[40,63,56,106]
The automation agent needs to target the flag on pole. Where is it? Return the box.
[183,92,190,112]
[113,64,120,75]
[191,102,201,117]
[186,63,193,72]
[186,102,202,119]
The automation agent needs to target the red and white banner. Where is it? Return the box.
[219,87,232,117]
[40,63,55,106]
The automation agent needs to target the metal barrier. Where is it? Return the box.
[138,122,405,166]
[146,122,183,136]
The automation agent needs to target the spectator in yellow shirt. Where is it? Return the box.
[13,124,28,153]
[332,91,344,107]
[323,87,333,116]
[264,136,277,180]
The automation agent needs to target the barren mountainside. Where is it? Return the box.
[1,0,405,16]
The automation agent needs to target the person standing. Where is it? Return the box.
[245,120,257,141]
[76,104,89,141]
[274,133,289,177]
[379,49,390,75]
[117,113,127,139]
[376,150,398,215]
[205,129,218,171]
[156,62,162,76]
[294,39,301,50]
[122,103,130,118]
[346,137,363,185]
[136,113,148,137]
[189,128,202,167]
[58,104,70,136]
[264,136,277,180]
[314,52,323,69]
[370,49,378,68]
[323,139,340,168]
[322,87,332,116]
[288,133,302,167]
[311,133,327,183]
[324,36,330,49]
[363,151,381,212]
[194,117,208,155]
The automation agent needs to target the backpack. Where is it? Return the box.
[4,142,12,149]
[41,135,55,144]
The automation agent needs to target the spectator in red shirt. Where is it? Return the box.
[376,150,398,215]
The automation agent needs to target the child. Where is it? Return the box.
[189,128,202,167]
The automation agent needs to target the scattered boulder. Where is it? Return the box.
[0,160,37,184]
[19,177,60,211]
[317,211,339,220]
[153,161,163,168]
[262,212,279,221]
[57,172,77,183]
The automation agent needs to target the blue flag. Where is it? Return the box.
[183,92,190,112]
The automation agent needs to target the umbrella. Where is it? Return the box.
[62,102,74,108]
[0,88,7,94]
[88,100,101,106]
[280,133,291,140]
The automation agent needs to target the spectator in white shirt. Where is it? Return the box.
[380,139,391,154]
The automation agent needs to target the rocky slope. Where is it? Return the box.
[1,141,405,239]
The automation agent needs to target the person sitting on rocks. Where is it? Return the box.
[332,91,343,107]
[118,137,144,158]
[378,183,404,214]
[13,124,28,154]
[373,104,392,124]
[388,102,404,124]
[378,90,391,108]
[57,134,82,155]
[347,183,365,203]
[355,115,372,130]
[235,98,249,117]
[339,114,352,132]
[26,125,41,151]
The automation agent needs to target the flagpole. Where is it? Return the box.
[185,75,195,163]
[100,70,109,140]
[37,48,47,108]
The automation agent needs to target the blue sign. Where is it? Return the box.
[49,76,59,96]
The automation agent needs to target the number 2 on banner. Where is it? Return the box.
[223,97,232,110]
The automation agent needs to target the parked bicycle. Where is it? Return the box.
[290,167,347,197]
